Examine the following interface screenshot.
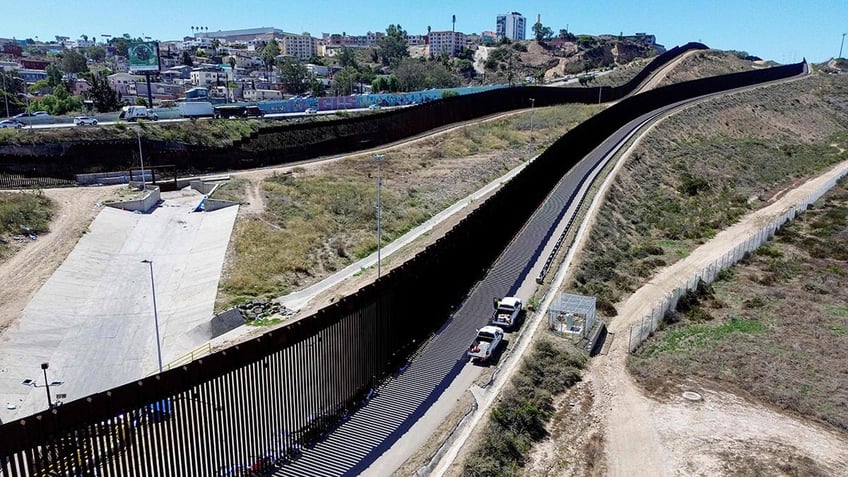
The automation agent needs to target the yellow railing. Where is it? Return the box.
[147,342,213,376]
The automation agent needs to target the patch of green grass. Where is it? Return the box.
[641,317,764,356]
[0,190,57,260]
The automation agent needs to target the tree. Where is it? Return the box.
[261,39,280,74]
[0,71,27,114]
[558,29,576,41]
[108,36,141,57]
[85,46,106,62]
[45,64,63,88]
[88,72,121,112]
[394,58,427,91]
[228,56,236,70]
[277,58,309,95]
[330,67,359,95]
[533,22,553,42]
[61,49,89,74]
[455,58,475,79]
[378,24,409,67]
[181,50,194,66]
[338,47,358,69]
[425,62,460,88]
[28,84,84,115]
[371,75,399,93]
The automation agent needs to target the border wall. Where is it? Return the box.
[0,44,706,188]
[0,55,806,476]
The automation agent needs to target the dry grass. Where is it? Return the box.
[568,72,848,314]
[629,178,848,433]
[215,104,600,308]
[0,190,56,259]
[657,49,761,86]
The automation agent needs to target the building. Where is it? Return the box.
[496,12,526,41]
[199,27,285,43]
[243,88,282,101]
[280,34,317,59]
[406,35,427,46]
[428,31,466,57]
[107,72,145,96]
[190,67,228,88]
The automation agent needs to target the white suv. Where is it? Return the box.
[74,116,98,126]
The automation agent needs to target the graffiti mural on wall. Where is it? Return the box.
[255,85,508,114]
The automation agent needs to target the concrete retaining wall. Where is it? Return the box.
[203,198,238,211]
[106,186,160,213]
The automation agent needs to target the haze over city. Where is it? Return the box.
[2,0,846,63]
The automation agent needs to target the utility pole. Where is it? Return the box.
[373,154,384,279]
[840,33,846,59]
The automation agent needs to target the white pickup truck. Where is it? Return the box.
[467,326,504,363]
[491,296,522,329]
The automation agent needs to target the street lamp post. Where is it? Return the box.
[373,154,384,279]
[40,363,52,409]
[840,33,847,59]
[14,78,32,131]
[528,98,535,156]
[20,363,64,409]
[141,259,163,373]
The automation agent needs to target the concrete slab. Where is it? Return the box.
[0,191,238,423]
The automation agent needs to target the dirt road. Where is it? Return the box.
[587,157,848,476]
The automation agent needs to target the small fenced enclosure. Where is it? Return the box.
[548,293,596,341]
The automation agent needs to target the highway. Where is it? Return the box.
[5,106,401,130]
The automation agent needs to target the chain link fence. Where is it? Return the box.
[629,170,848,353]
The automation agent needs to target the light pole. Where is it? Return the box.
[14,78,32,131]
[20,363,63,409]
[136,127,147,191]
[840,33,846,59]
[373,154,384,279]
[528,98,535,156]
[141,259,163,373]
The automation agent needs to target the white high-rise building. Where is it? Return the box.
[496,12,526,41]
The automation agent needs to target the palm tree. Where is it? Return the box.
[191,26,195,36]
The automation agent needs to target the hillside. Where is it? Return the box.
[525,65,848,474]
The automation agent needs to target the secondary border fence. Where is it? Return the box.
[0,51,807,476]
[628,168,848,353]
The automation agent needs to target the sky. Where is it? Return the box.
[2,0,846,63]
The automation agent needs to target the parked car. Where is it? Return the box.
[73,116,98,126]
[304,108,318,115]
[368,104,381,111]
[0,119,23,129]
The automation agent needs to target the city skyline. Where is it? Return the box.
[1,0,846,63]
